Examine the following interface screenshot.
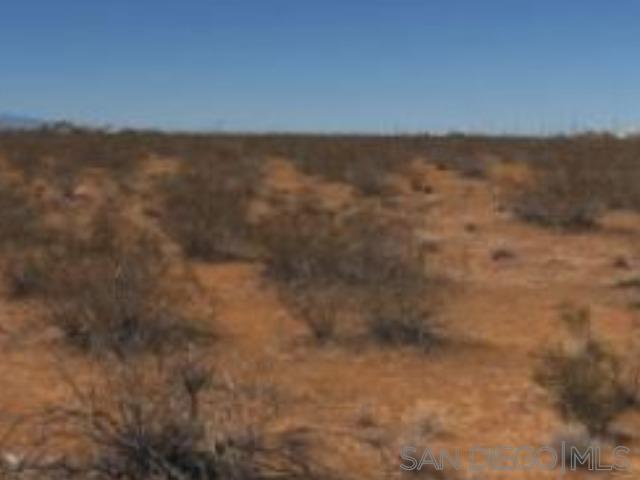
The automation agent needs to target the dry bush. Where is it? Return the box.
[534,307,635,435]
[5,209,211,358]
[437,155,487,179]
[365,281,435,348]
[5,129,640,211]
[426,135,512,178]
[48,239,209,359]
[289,138,411,196]
[0,179,43,250]
[282,287,344,344]
[1,143,43,181]
[535,342,630,435]
[3,207,117,299]
[509,136,640,228]
[5,362,330,480]
[259,202,438,348]
[161,151,259,261]
[3,250,51,299]
[510,166,603,229]
[0,129,151,203]
[0,178,51,297]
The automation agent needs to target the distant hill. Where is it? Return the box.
[0,113,45,130]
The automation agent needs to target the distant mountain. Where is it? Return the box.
[0,113,45,130]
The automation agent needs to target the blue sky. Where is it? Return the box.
[1,0,640,133]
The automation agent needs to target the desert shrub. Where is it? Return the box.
[60,383,219,479]
[509,136,640,227]
[48,229,210,358]
[3,208,118,299]
[289,138,410,196]
[534,308,634,435]
[260,202,438,348]
[50,244,207,358]
[0,130,144,190]
[440,155,487,179]
[5,129,640,209]
[366,283,436,347]
[3,250,51,299]
[11,364,329,480]
[535,342,630,435]
[0,179,49,296]
[0,179,43,249]
[3,205,125,298]
[511,166,603,229]
[2,143,44,181]
[261,202,426,287]
[4,208,211,358]
[161,151,259,261]
[281,287,344,344]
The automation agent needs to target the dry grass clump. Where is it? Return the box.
[534,307,636,436]
[259,201,438,348]
[4,362,330,480]
[161,151,260,261]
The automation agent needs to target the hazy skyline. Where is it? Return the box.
[2,0,640,133]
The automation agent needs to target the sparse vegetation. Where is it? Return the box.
[0,179,43,249]
[4,206,211,358]
[259,200,438,348]
[6,127,640,479]
[161,150,259,261]
[510,166,604,229]
[3,250,50,298]
[534,307,635,435]
[48,239,209,358]
[366,282,436,347]
[508,135,640,228]
[6,362,331,480]
[291,140,400,195]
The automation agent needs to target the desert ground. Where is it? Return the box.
[0,130,639,479]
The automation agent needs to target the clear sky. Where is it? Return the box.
[1,0,640,133]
